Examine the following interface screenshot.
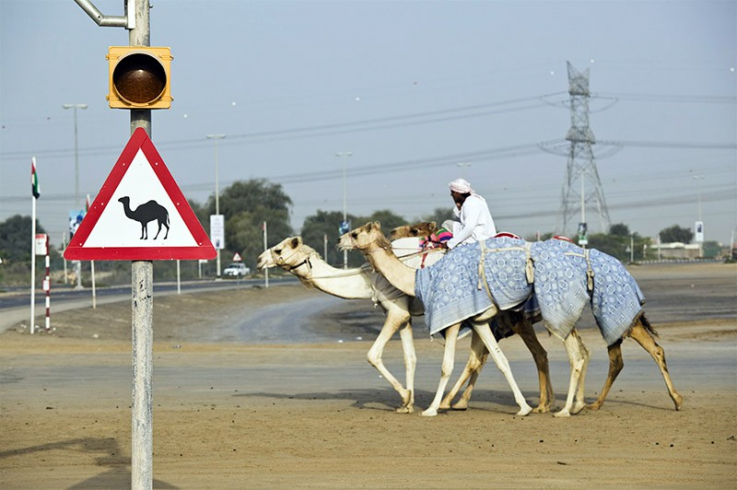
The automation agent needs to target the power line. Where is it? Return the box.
[0,93,563,160]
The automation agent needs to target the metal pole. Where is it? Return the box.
[62,233,68,284]
[207,134,225,279]
[91,260,97,309]
[63,103,88,290]
[336,151,352,269]
[129,1,154,488]
[62,103,88,209]
[30,184,37,335]
[263,221,268,288]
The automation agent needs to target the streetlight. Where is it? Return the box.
[207,134,226,278]
[62,104,88,209]
[336,151,352,269]
[63,103,88,290]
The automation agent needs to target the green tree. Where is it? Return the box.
[586,233,627,260]
[301,209,407,268]
[200,179,293,271]
[0,215,58,286]
[659,224,693,243]
[0,215,49,264]
[609,223,630,237]
[420,207,455,229]
[524,232,554,241]
[587,231,652,262]
[301,210,361,267]
[188,199,209,229]
[356,209,407,236]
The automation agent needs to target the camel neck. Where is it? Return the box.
[296,257,374,300]
[363,244,416,297]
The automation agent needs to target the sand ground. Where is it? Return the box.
[1,263,736,489]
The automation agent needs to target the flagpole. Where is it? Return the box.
[30,158,37,335]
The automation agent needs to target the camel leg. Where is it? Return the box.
[512,319,554,413]
[452,347,488,411]
[440,331,488,410]
[366,309,414,413]
[471,322,533,416]
[628,321,684,410]
[397,319,417,413]
[555,329,589,418]
[586,340,623,411]
[153,222,163,240]
[422,323,461,417]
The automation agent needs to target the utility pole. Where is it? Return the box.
[207,134,226,278]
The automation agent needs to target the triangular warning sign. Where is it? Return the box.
[64,128,217,261]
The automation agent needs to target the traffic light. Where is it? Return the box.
[107,46,172,109]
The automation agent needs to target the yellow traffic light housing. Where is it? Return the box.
[107,46,172,109]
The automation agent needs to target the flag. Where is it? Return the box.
[31,158,40,199]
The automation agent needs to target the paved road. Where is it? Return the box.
[0,277,298,334]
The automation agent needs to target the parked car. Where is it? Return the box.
[223,262,250,277]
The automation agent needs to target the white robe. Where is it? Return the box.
[446,195,497,249]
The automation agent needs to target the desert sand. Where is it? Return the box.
[1,262,736,489]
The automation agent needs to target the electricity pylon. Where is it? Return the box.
[556,61,611,240]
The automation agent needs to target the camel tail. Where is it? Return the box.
[639,313,659,339]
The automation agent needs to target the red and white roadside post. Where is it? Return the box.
[32,233,50,334]
[42,234,51,332]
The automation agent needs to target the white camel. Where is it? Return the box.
[340,222,591,418]
[257,235,554,415]
[257,237,420,413]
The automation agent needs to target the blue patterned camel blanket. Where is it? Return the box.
[530,239,645,345]
[415,237,645,345]
[415,237,534,336]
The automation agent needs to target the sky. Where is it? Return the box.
[1,0,735,253]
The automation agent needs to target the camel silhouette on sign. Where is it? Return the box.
[118,196,170,240]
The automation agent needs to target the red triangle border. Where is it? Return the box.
[64,128,217,261]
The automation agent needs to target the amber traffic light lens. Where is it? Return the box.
[112,53,167,105]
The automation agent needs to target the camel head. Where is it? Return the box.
[338,221,391,253]
[257,236,317,272]
[118,196,130,204]
[389,221,437,240]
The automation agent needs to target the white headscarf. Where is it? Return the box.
[449,178,474,194]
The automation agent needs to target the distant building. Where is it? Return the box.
[652,242,702,260]
[652,241,725,260]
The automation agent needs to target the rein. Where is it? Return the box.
[277,247,367,281]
